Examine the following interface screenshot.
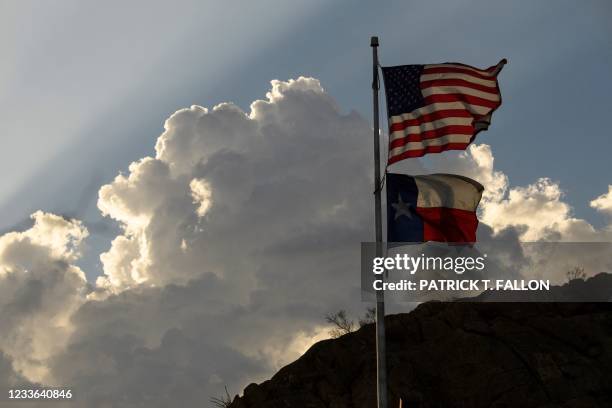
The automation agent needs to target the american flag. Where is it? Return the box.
[381,59,506,165]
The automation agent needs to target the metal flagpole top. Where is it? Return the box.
[371,36,379,47]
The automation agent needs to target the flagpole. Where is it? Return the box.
[370,35,388,408]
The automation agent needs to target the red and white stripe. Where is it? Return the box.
[388,60,505,165]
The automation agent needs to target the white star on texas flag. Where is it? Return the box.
[391,194,413,220]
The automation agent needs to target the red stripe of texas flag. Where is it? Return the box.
[415,207,479,243]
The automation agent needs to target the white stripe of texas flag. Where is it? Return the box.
[413,174,484,211]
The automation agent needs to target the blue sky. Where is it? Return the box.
[1,0,611,279]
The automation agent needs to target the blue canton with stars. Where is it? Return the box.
[386,173,424,242]
[381,65,425,117]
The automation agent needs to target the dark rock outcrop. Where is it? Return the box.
[230,277,612,408]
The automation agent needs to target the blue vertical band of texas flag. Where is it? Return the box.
[386,173,485,243]
[381,60,506,164]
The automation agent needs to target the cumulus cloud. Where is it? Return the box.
[95,77,382,295]
[591,185,612,216]
[480,177,601,241]
[0,351,37,391]
[0,211,88,383]
[49,77,382,404]
[0,77,611,406]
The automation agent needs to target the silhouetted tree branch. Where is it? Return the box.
[325,310,355,338]
[210,386,232,408]
[566,266,586,282]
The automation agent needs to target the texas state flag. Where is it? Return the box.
[386,173,484,243]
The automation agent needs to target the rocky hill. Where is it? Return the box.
[229,275,612,407]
